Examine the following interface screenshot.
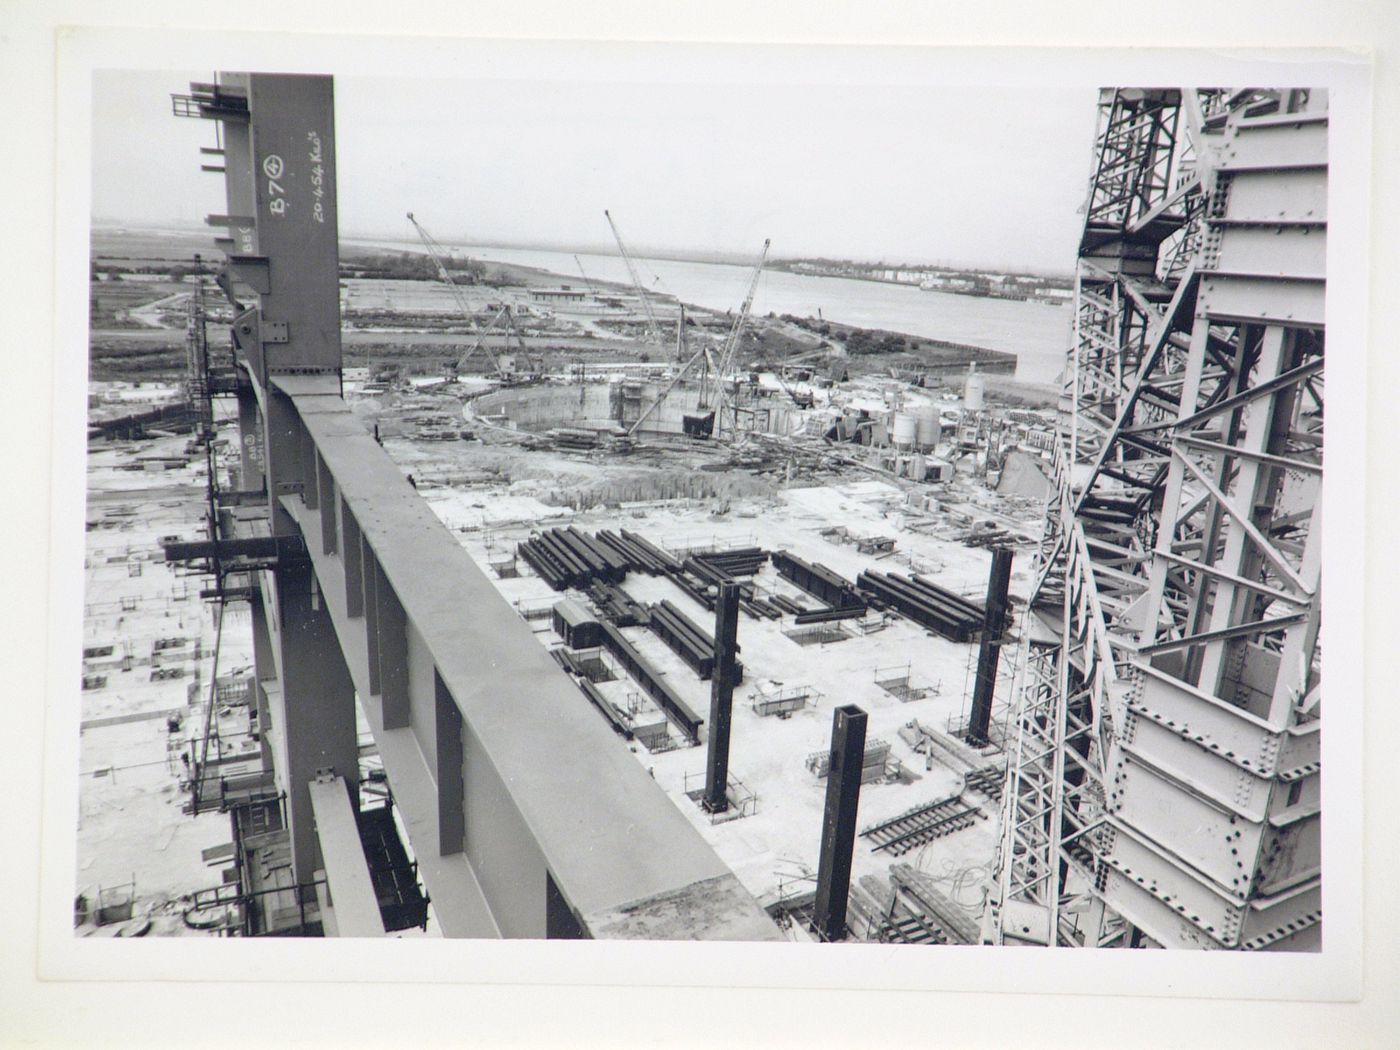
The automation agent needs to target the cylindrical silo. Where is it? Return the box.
[892,411,917,450]
[964,368,985,412]
[915,403,940,450]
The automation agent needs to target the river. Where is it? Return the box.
[362,240,1073,386]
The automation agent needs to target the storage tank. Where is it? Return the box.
[892,411,917,449]
[963,366,985,412]
[915,403,940,450]
[908,452,927,481]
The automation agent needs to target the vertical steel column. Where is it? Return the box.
[968,547,1014,746]
[434,670,465,855]
[340,497,363,617]
[270,557,361,884]
[374,561,410,730]
[316,452,337,555]
[248,587,277,770]
[812,704,867,942]
[703,581,740,812]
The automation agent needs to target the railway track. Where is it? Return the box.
[859,796,982,856]
[963,766,1006,802]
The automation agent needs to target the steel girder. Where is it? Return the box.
[988,88,1325,949]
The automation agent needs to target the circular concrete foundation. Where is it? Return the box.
[470,379,807,438]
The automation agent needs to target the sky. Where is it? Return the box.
[90,66,1098,274]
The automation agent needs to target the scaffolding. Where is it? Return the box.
[948,619,1022,748]
[683,769,759,822]
[874,662,937,703]
[783,621,853,647]
[748,682,815,718]
[183,271,213,440]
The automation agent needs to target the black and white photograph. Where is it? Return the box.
[7,9,1396,1050]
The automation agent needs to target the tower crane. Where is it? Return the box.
[405,212,534,382]
[603,210,666,354]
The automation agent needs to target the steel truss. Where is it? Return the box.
[988,88,1326,949]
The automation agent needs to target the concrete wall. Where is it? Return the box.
[474,381,804,437]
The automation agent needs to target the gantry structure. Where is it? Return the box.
[168,73,780,940]
[988,89,1325,949]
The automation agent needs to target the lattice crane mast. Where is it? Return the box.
[573,255,598,297]
[628,238,770,439]
[704,238,770,433]
[604,209,666,354]
[405,212,515,382]
[717,238,769,377]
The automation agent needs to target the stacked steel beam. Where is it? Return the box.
[585,581,649,627]
[855,571,982,642]
[648,599,744,683]
[688,547,767,579]
[516,527,627,590]
[792,605,868,625]
[588,529,675,575]
[682,549,781,621]
[576,678,633,740]
[598,622,704,743]
[766,593,812,617]
[742,595,784,620]
[770,550,866,624]
[614,530,682,574]
[772,551,864,609]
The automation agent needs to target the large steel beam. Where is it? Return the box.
[264,556,361,883]
[308,774,386,938]
[703,582,740,812]
[162,534,304,564]
[812,704,867,942]
[968,547,1014,746]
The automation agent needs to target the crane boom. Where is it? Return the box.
[628,237,769,440]
[406,212,476,320]
[701,238,769,435]
[604,210,665,352]
[405,211,512,381]
[716,238,769,378]
[573,255,598,297]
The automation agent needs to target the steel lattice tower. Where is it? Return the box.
[987,88,1325,949]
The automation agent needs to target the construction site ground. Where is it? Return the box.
[81,231,1058,942]
[77,423,255,935]
[360,381,1047,940]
